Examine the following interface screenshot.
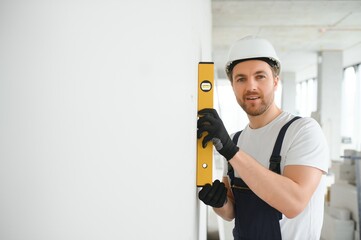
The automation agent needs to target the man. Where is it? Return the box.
[197,36,329,240]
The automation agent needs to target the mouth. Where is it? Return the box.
[245,96,260,101]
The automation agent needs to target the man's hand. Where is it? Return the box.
[197,108,239,160]
[198,180,228,208]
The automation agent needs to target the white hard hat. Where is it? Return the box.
[225,36,281,78]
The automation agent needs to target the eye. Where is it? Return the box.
[235,77,245,82]
[256,75,266,80]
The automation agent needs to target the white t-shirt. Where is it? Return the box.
[224,111,329,240]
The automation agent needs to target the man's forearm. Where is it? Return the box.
[213,197,235,221]
[228,150,323,218]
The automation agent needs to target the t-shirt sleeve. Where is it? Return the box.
[283,118,330,173]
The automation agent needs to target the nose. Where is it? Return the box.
[245,78,257,92]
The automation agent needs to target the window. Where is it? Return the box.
[341,64,361,151]
[296,78,317,117]
[275,79,283,109]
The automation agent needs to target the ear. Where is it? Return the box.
[273,76,280,90]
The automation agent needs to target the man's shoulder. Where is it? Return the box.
[278,112,321,131]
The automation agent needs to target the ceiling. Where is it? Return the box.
[212,0,361,79]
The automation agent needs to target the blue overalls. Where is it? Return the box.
[228,117,300,240]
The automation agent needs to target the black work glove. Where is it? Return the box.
[197,108,239,161]
[198,180,228,208]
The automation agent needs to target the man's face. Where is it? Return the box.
[231,60,279,116]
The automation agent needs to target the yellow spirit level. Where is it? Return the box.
[197,62,214,187]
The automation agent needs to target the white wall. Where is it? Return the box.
[296,42,361,82]
[281,72,297,115]
[344,42,361,68]
[317,51,343,161]
[0,1,212,239]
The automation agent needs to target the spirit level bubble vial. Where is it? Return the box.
[197,62,214,187]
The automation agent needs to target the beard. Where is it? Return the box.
[239,93,274,117]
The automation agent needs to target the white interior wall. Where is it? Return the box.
[0,1,212,239]
[296,42,361,82]
[344,42,361,68]
[318,51,343,161]
[281,72,297,115]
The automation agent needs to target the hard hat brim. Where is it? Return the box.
[226,57,281,79]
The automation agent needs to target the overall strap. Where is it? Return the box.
[269,116,301,174]
[228,131,243,182]
[228,116,302,176]
[232,131,242,145]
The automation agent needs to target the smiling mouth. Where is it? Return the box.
[246,96,260,100]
